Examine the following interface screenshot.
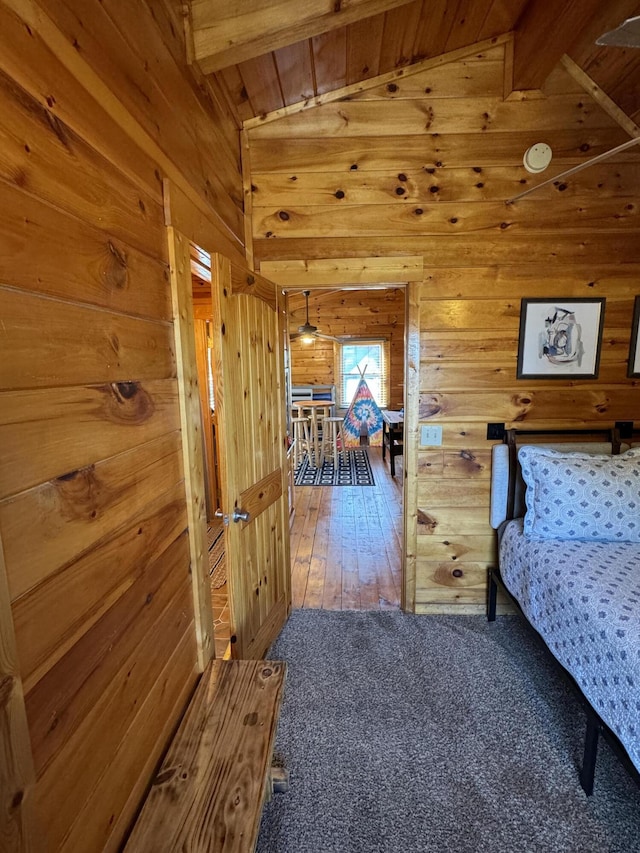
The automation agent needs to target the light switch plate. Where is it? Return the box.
[421,424,442,446]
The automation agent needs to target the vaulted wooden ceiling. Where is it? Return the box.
[188,0,640,126]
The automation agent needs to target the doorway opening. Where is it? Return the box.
[188,243,231,659]
[285,284,410,612]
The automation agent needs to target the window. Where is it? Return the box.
[336,339,389,408]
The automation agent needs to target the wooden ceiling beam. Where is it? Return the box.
[190,0,418,73]
[511,0,639,92]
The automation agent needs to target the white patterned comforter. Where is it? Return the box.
[500,518,640,773]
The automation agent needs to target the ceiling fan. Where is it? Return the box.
[289,290,349,345]
[596,16,640,47]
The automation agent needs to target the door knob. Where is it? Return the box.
[232,507,250,523]
[214,509,228,525]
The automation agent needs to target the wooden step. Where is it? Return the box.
[125,659,287,852]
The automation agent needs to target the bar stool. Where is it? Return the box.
[293,402,330,467]
[321,416,346,468]
[291,417,310,468]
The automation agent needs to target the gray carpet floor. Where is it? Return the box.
[256,610,640,853]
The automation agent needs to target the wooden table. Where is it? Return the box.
[293,400,332,466]
[382,410,404,476]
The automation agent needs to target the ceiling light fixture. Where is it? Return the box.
[297,290,318,344]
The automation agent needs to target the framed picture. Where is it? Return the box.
[517,298,606,379]
[628,296,640,378]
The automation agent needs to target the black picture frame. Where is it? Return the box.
[628,296,640,378]
[517,298,606,380]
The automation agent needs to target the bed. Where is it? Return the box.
[487,428,640,794]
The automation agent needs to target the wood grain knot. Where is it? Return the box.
[55,465,105,521]
[419,397,442,418]
[106,241,128,290]
[115,381,138,400]
[247,275,255,285]
[452,569,463,578]
[417,509,437,532]
[101,382,155,424]
[154,767,177,785]
[243,712,258,726]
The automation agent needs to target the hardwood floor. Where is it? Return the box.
[210,447,403,659]
[290,446,403,611]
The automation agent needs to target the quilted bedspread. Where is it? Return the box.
[500,518,640,773]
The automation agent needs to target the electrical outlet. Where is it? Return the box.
[421,425,442,446]
[486,422,506,440]
[615,421,634,439]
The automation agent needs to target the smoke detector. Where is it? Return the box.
[523,142,552,173]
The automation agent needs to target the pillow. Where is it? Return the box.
[518,446,640,541]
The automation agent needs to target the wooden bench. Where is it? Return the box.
[125,659,287,852]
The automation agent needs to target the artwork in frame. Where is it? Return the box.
[516,298,606,379]
[628,296,640,378]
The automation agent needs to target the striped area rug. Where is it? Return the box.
[294,449,375,487]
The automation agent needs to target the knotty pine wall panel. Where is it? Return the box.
[254,231,640,265]
[247,42,640,613]
[0,0,242,846]
[249,125,634,173]
[0,289,176,390]
[254,195,639,240]
[252,162,640,207]
[2,434,185,602]
[35,0,243,236]
[0,182,172,319]
[248,96,621,140]
[11,484,188,692]
[0,70,166,261]
[289,288,405,409]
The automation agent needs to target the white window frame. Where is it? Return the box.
[335,338,389,409]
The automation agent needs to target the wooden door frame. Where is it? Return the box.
[164,178,295,666]
[163,178,249,670]
[166,223,214,671]
[260,257,423,612]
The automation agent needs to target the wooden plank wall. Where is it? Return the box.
[246,40,640,613]
[0,0,243,848]
[288,288,405,409]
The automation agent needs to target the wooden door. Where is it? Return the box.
[211,254,291,659]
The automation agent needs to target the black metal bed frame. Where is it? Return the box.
[486,426,639,796]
